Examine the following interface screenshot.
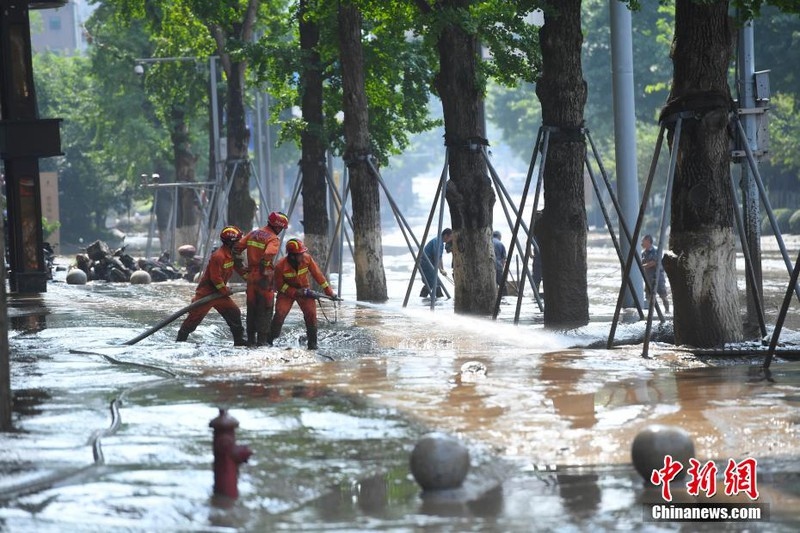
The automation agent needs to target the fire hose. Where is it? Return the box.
[121,288,245,346]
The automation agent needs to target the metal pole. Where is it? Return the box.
[403,150,451,308]
[608,121,668,348]
[482,149,543,310]
[610,0,642,308]
[171,184,179,258]
[737,18,763,334]
[764,250,800,369]
[264,93,274,210]
[729,173,767,337]
[734,116,800,303]
[210,56,221,185]
[146,188,158,259]
[0,212,10,430]
[255,91,267,225]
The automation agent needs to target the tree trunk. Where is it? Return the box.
[169,106,199,249]
[435,0,496,315]
[535,0,589,327]
[661,0,742,347]
[299,0,329,267]
[338,2,388,302]
[225,60,256,232]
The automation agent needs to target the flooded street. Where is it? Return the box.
[2,231,800,531]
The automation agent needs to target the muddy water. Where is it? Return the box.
[1,234,800,531]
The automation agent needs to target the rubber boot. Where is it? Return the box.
[245,311,256,346]
[307,325,318,350]
[231,323,247,346]
[257,306,274,346]
[176,327,190,342]
[266,321,282,347]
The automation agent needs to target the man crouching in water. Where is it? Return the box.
[176,226,247,346]
[267,238,336,350]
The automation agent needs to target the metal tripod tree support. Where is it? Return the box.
[144,179,214,260]
[281,162,357,279]
[493,125,650,325]
[764,250,800,370]
[732,114,800,304]
[608,110,791,357]
[482,143,544,318]
[281,153,442,304]
[196,158,270,275]
[401,149,455,309]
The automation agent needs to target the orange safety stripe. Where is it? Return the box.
[223,260,234,269]
[283,271,296,278]
[247,240,266,249]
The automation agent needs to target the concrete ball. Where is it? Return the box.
[66,268,87,285]
[129,270,152,285]
[631,425,695,481]
[409,433,470,491]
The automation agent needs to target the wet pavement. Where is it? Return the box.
[1,233,800,531]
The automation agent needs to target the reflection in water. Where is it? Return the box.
[540,365,597,429]
[557,474,601,517]
[9,313,46,334]
[3,241,800,531]
[11,388,51,418]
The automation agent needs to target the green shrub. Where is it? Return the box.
[763,208,793,235]
[790,210,800,235]
[776,209,793,233]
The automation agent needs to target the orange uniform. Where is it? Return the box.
[234,225,281,345]
[177,243,246,345]
[268,252,334,349]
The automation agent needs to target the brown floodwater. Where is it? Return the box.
[0,232,799,531]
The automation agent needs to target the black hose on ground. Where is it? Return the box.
[121,288,245,346]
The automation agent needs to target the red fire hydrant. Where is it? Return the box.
[209,408,253,499]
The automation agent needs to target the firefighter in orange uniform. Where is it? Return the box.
[176,226,247,346]
[267,238,336,350]
[234,211,289,346]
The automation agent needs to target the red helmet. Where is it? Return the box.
[220,225,243,244]
[268,211,289,229]
[285,238,308,254]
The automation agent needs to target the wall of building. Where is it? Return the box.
[39,171,60,251]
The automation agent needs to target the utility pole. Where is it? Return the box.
[610,0,642,309]
[736,19,768,337]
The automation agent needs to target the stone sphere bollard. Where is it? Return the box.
[66,268,87,285]
[129,270,152,284]
[409,433,470,491]
[631,425,694,481]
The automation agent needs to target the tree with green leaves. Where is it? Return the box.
[34,52,122,246]
[660,0,741,347]
[265,0,436,296]
[533,1,591,327]
[297,0,329,267]
[338,1,388,301]
[409,0,540,315]
[659,0,800,347]
[187,0,263,232]
[85,1,215,252]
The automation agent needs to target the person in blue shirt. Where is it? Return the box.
[641,234,670,313]
[492,231,507,296]
[420,228,453,297]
